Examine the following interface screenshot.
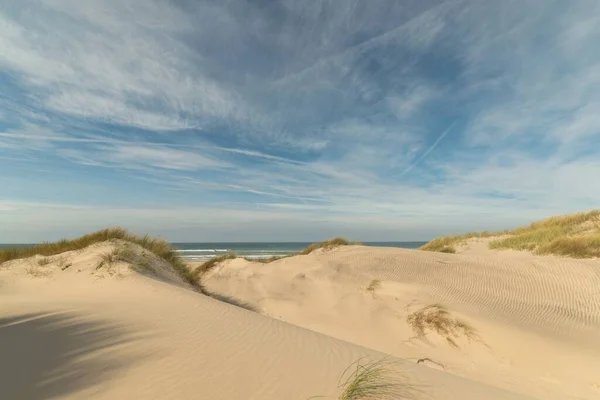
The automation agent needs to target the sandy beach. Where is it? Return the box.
[1,234,599,400]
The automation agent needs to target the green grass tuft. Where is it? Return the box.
[301,237,359,255]
[309,357,424,400]
[0,227,198,289]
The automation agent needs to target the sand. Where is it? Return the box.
[1,239,599,399]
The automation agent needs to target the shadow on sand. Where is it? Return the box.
[0,311,142,400]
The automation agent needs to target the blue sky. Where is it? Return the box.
[1,0,600,242]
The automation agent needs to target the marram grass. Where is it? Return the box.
[301,237,359,255]
[0,227,199,289]
[309,357,424,400]
[421,209,600,258]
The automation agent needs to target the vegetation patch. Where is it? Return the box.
[421,209,600,258]
[301,237,359,255]
[406,304,478,348]
[0,227,197,288]
[25,266,53,278]
[310,357,424,400]
[366,279,381,296]
[420,231,496,253]
[489,210,600,258]
[36,257,51,266]
[438,245,456,254]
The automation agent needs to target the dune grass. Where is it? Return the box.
[489,210,600,258]
[36,257,51,266]
[421,209,600,258]
[301,237,359,255]
[366,279,381,295]
[407,304,478,348]
[438,245,456,254]
[310,358,423,400]
[419,231,496,253]
[0,227,198,288]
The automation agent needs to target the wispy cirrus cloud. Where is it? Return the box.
[1,0,600,242]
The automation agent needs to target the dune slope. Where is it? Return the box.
[201,244,600,400]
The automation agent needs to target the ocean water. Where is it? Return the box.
[172,242,427,261]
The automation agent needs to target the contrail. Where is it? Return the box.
[400,121,457,176]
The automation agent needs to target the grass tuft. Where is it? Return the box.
[301,237,359,255]
[0,227,198,289]
[366,279,381,295]
[407,304,478,348]
[309,357,424,400]
[36,257,51,266]
[438,246,456,254]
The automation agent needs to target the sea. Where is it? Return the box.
[0,241,427,262]
[172,242,427,262]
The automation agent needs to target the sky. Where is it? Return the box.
[1,0,600,243]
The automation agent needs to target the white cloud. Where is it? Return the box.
[0,0,244,131]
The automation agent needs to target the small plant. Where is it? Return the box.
[301,238,359,255]
[26,266,53,278]
[309,357,424,400]
[406,304,478,348]
[101,250,118,265]
[366,279,381,295]
[37,257,51,266]
[439,246,456,254]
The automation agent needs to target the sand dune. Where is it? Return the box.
[1,241,542,400]
[200,241,600,400]
[1,239,599,399]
